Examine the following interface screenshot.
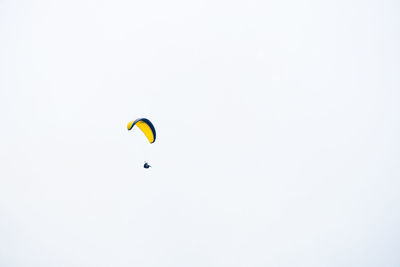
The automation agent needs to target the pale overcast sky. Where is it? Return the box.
[1,0,399,266]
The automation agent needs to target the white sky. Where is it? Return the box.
[1,0,400,266]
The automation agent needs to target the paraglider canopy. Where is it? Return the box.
[127,118,156,144]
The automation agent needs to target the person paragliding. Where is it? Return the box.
[144,162,151,169]
[127,118,156,168]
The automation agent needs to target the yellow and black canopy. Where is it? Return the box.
[127,118,156,144]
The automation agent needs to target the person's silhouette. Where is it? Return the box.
[144,162,151,169]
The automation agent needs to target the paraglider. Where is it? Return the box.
[127,118,156,143]
[127,118,156,168]
[144,162,151,169]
